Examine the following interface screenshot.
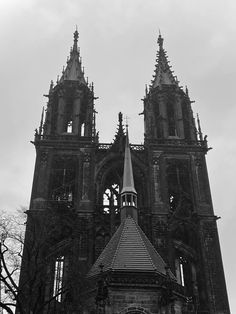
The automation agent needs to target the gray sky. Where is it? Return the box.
[0,0,235,310]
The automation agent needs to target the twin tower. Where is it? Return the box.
[18,30,230,313]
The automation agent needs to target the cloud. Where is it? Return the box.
[0,0,235,310]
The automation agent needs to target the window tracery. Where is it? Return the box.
[50,157,76,208]
[63,100,73,133]
[166,160,193,214]
[167,100,177,136]
[53,255,65,302]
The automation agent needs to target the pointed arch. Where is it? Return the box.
[119,307,151,314]
[94,151,148,258]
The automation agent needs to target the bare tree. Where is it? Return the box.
[0,208,88,314]
[0,209,25,314]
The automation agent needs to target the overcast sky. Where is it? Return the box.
[0,0,235,310]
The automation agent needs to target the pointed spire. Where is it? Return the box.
[121,126,137,195]
[110,112,125,153]
[73,26,79,52]
[120,125,137,221]
[150,33,178,89]
[39,107,44,136]
[58,28,87,84]
[197,113,203,141]
[117,112,125,136]
[157,31,164,50]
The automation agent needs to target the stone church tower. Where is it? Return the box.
[17,30,230,314]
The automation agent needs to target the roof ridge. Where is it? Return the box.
[110,219,127,269]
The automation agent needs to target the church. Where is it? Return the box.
[17,30,230,313]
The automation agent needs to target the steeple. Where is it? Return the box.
[41,29,95,138]
[120,126,137,221]
[143,33,199,142]
[151,33,178,89]
[60,28,87,84]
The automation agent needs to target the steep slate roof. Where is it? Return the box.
[151,34,178,88]
[88,217,175,279]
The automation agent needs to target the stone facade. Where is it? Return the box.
[17,31,230,314]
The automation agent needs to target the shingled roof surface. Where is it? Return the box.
[88,217,174,278]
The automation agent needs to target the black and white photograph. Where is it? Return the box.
[0,1,235,313]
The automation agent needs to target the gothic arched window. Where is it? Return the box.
[103,183,119,214]
[81,122,85,136]
[175,255,186,286]
[167,100,176,136]
[63,100,73,133]
[50,157,76,208]
[66,120,73,133]
[181,100,192,140]
[174,251,198,299]
[166,159,193,214]
[53,255,65,302]
[94,166,122,258]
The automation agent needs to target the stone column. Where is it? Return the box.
[152,152,164,211]
[57,94,65,134]
[73,90,81,134]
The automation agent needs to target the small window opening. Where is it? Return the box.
[169,193,177,212]
[103,207,110,214]
[66,120,73,133]
[180,260,185,286]
[167,101,177,136]
[127,194,132,206]
[175,256,186,286]
[53,256,64,302]
[81,123,85,136]
[121,193,137,207]
[122,195,126,207]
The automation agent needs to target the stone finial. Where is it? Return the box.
[73,27,79,52]
[158,32,164,50]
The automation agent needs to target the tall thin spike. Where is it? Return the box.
[197,113,203,141]
[157,33,164,50]
[49,80,54,94]
[121,125,136,195]
[39,107,44,136]
[73,27,79,52]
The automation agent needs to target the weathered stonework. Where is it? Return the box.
[17,31,230,314]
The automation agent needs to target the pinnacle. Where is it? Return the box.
[73,28,79,52]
